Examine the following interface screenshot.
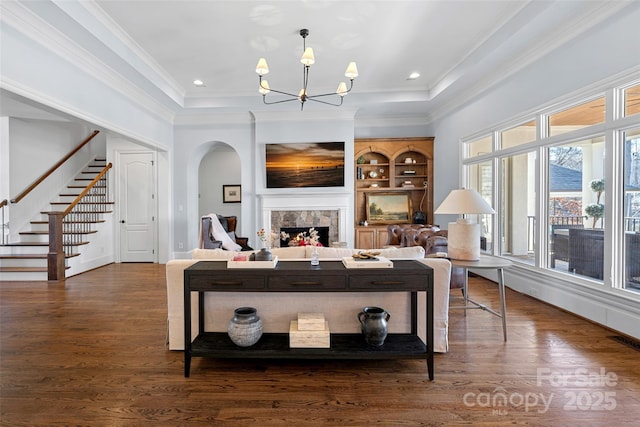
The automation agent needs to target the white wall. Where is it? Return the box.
[4,118,103,239]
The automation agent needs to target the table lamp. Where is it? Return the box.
[434,188,495,261]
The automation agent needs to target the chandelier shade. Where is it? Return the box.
[255,29,358,110]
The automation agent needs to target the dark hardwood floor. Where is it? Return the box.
[1,263,639,426]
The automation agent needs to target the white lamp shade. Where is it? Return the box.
[435,188,494,261]
[301,47,315,65]
[336,82,348,96]
[259,80,270,95]
[256,58,269,75]
[345,62,358,79]
[434,188,495,215]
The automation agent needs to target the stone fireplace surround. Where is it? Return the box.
[259,194,349,247]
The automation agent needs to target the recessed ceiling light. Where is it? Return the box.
[193,79,205,87]
[408,72,420,80]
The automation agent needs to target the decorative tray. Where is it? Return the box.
[342,256,393,269]
[227,256,279,269]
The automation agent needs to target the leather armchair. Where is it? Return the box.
[402,228,465,289]
[385,224,427,246]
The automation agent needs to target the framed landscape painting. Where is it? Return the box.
[366,192,412,224]
[265,142,345,188]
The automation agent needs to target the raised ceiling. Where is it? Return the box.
[1,0,631,122]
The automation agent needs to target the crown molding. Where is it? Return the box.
[1,1,176,123]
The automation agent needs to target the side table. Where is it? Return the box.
[449,255,512,341]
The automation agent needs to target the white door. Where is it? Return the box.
[119,152,156,262]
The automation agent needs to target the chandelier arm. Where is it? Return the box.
[306,96,344,107]
[262,96,300,106]
[307,79,355,99]
[261,86,302,98]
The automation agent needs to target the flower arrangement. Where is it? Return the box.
[257,228,269,249]
[280,227,323,247]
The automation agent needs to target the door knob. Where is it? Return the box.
[120,220,126,223]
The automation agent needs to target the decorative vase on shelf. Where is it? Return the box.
[227,307,263,347]
[358,306,390,346]
[254,247,272,261]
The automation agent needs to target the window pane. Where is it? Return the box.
[547,136,606,283]
[501,120,536,149]
[467,162,493,252]
[548,97,605,137]
[623,128,640,293]
[624,83,640,117]
[466,135,492,158]
[500,152,536,265]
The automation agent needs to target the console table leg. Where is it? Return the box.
[185,353,191,377]
[498,267,507,341]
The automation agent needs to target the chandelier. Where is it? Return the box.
[255,29,358,110]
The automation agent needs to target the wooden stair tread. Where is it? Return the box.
[58,193,107,197]
[1,241,89,246]
[0,253,79,259]
[0,267,48,272]
[49,201,114,205]
[30,220,106,224]
[20,231,98,235]
[41,210,113,214]
[0,242,48,246]
[0,266,70,272]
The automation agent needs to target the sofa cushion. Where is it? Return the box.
[193,246,307,260]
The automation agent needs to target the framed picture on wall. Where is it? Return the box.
[265,142,345,188]
[365,192,412,224]
[223,185,241,203]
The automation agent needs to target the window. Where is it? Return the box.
[548,97,605,137]
[466,135,492,158]
[500,151,536,264]
[462,78,640,296]
[548,137,606,282]
[624,83,640,117]
[501,120,536,149]
[467,161,493,252]
[623,128,640,292]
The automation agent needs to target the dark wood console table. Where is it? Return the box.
[184,260,434,380]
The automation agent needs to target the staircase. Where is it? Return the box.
[0,157,114,281]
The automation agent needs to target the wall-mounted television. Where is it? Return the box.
[265,142,345,188]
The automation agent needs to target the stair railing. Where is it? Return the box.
[48,163,112,281]
[10,130,100,205]
[1,199,7,245]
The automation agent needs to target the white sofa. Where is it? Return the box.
[166,245,452,352]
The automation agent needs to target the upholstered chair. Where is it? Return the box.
[385,224,427,247]
[201,215,252,251]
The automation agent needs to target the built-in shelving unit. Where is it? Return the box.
[354,137,434,248]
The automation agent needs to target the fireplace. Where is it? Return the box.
[270,210,337,247]
[279,226,330,247]
[259,193,351,247]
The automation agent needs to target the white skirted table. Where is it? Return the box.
[449,255,512,341]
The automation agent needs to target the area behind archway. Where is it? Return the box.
[198,142,242,219]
